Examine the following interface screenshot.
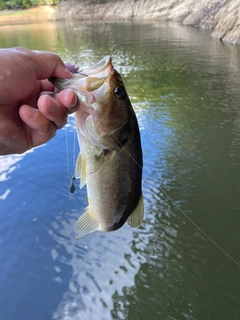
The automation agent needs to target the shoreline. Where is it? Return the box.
[0,6,56,26]
[1,1,240,45]
[50,0,240,45]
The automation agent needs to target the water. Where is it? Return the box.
[0,20,240,320]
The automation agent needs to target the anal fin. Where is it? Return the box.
[74,206,100,238]
[127,195,144,228]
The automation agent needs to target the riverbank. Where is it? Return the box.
[0,6,55,25]
[50,0,240,45]
[1,1,240,45]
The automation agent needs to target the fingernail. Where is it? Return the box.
[69,94,79,111]
[39,91,54,98]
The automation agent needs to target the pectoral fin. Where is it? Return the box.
[127,195,144,228]
[75,152,87,188]
[74,206,100,239]
[90,149,109,174]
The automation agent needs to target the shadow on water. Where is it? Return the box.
[0,20,240,320]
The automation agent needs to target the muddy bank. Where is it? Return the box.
[50,0,240,45]
[0,6,55,26]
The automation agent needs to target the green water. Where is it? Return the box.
[0,21,240,320]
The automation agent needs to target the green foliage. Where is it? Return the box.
[22,0,31,8]
[0,0,59,10]
[5,0,22,9]
[0,0,7,9]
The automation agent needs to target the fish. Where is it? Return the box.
[50,56,144,238]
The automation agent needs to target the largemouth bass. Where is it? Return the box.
[50,56,144,237]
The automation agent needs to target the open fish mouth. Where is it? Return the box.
[50,56,114,97]
[79,55,112,77]
[49,55,115,104]
[66,55,113,92]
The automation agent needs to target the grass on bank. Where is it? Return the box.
[0,10,30,16]
[0,6,56,24]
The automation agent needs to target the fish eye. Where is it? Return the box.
[114,86,126,99]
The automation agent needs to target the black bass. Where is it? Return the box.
[50,56,144,237]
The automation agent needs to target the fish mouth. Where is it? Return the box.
[77,55,113,92]
[80,55,112,76]
[50,56,114,103]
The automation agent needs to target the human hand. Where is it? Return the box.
[0,47,79,155]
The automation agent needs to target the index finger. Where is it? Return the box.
[9,47,73,81]
[31,49,73,80]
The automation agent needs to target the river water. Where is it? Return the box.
[0,20,240,320]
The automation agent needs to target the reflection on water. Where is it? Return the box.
[0,23,60,50]
[52,228,141,320]
[0,21,240,320]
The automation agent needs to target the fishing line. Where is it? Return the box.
[70,124,77,194]
[113,134,240,268]
[159,187,240,268]
[65,127,70,180]
[73,124,76,170]
[112,134,143,170]
[65,124,76,194]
